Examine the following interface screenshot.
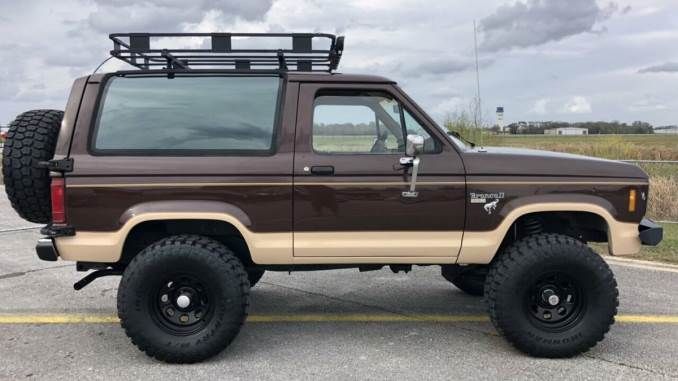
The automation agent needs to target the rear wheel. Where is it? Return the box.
[485,233,618,358]
[2,109,63,223]
[117,235,249,363]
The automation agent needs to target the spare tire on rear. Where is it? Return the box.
[2,109,63,223]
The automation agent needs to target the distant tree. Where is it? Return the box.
[500,120,654,135]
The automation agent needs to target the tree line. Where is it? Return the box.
[502,121,654,135]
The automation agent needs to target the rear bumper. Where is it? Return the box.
[639,218,663,246]
[36,238,59,261]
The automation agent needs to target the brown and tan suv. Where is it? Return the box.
[2,33,663,363]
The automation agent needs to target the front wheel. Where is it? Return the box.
[117,235,249,363]
[485,233,618,358]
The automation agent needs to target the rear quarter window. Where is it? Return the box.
[92,76,280,154]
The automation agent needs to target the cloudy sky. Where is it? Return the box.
[1,0,678,127]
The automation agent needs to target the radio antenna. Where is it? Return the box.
[473,20,483,147]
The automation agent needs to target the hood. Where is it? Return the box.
[461,146,648,179]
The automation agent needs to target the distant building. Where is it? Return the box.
[544,127,588,136]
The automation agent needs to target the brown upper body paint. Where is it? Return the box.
[52,70,649,264]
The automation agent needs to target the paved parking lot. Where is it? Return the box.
[1,191,677,380]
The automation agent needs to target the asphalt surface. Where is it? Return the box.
[1,192,677,380]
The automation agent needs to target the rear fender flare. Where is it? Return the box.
[55,200,292,263]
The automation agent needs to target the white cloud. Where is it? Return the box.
[530,98,549,115]
[563,96,592,114]
[2,0,678,127]
[432,97,467,116]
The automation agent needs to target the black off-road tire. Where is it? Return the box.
[485,233,618,358]
[441,265,487,296]
[247,268,265,287]
[2,109,63,223]
[117,235,249,363]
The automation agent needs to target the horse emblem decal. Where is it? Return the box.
[484,199,500,215]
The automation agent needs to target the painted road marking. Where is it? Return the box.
[0,313,677,324]
[605,257,678,274]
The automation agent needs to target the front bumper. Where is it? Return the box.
[639,218,663,246]
[36,238,59,261]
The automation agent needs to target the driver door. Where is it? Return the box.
[292,83,466,262]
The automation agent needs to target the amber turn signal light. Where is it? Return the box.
[628,189,636,213]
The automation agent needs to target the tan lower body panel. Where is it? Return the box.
[456,202,642,264]
[55,212,292,263]
[293,231,462,258]
[55,204,641,265]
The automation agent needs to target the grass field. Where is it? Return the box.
[486,134,678,161]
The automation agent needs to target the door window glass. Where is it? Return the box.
[312,92,438,154]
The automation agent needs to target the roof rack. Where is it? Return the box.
[109,32,344,72]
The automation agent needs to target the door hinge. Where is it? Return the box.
[38,158,73,172]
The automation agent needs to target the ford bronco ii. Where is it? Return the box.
[2,33,662,363]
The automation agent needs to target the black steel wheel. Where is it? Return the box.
[485,233,618,358]
[152,275,214,335]
[118,235,249,363]
[526,272,585,331]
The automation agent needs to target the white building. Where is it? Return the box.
[544,127,589,136]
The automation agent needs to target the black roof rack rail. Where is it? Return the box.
[109,32,344,72]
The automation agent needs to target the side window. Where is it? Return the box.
[403,109,440,154]
[312,92,438,154]
[93,76,280,154]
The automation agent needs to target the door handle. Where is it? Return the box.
[400,157,420,198]
[310,165,335,175]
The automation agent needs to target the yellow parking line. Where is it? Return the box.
[616,315,678,324]
[0,314,119,324]
[1,313,678,325]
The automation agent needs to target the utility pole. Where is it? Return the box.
[473,20,483,146]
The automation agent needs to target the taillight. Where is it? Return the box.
[51,178,66,224]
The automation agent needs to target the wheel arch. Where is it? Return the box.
[457,201,641,264]
[54,201,292,264]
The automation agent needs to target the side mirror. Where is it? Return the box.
[405,134,424,157]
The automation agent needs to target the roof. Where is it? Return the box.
[285,72,395,84]
[95,70,395,85]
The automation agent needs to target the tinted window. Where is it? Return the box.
[94,76,280,153]
[312,92,438,154]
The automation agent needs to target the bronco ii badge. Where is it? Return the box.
[484,199,500,214]
[470,192,504,215]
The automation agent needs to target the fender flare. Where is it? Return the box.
[457,198,640,264]
[55,200,292,263]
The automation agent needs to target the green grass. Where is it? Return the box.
[632,223,678,264]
